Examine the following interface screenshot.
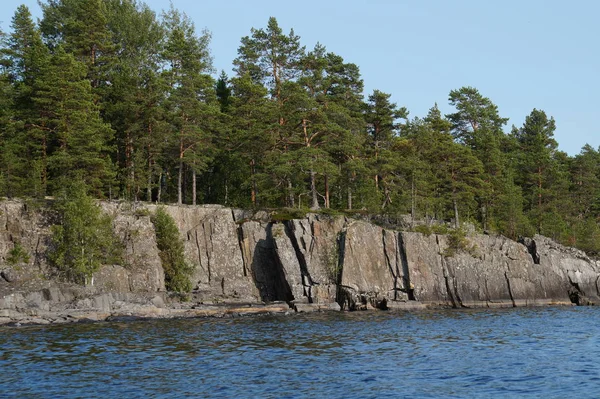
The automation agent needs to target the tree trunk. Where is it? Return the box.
[481,204,488,231]
[157,171,162,203]
[453,198,460,229]
[130,144,135,201]
[310,170,319,210]
[147,124,153,201]
[41,134,47,196]
[125,131,133,199]
[374,134,380,189]
[347,187,352,210]
[538,166,542,233]
[192,168,197,206]
[250,159,257,206]
[348,171,355,210]
[147,171,152,202]
[177,160,183,205]
[288,178,295,208]
[381,184,391,210]
[411,172,416,226]
[325,175,330,208]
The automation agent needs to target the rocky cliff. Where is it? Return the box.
[1,200,599,325]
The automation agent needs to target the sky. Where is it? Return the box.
[1,0,599,155]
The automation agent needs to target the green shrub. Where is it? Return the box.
[412,224,449,236]
[48,180,123,285]
[317,208,343,217]
[7,242,30,265]
[23,197,45,215]
[151,207,193,293]
[133,207,151,217]
[325,233,344,284]
[271,207,309,222]
[572,218,600,255]
[443,228,477,258]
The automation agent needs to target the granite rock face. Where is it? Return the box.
[101,202,164,293]
[528,235,600,305]
[282,216,343,305]
[1,200,600,325]
[157,205,259,303]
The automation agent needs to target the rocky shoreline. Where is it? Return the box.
[0,295,295,326]
[1,200,598,327]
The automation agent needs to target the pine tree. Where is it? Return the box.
[2,6,51,197]
[402,105,450,221]
[34,46,114,195]
[233,17,304,100]
[447,86,509,229]
[293,45,366,209]
[161,7,218,205]
[406,106,485,226]
[152,207,193,292]
[233,17,305,206]
[102,0,166,200]
[49,179,122,284]
[224,73,276,207]
[570,144,600,219]
[40,0,116,90]
[0,43,17,197]
[363,90,408,209]
[512,108,559,233]
[215,70,232,113]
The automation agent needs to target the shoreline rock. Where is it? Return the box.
[1,200,599,327]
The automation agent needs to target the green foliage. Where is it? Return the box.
[215,70,232,112]
[325,237,342,284]
[573,218,600,255]
[133,207,151,217]
[512,108,561,233]
[48,180,122,284]
[271,207,309,222]
[317,207,344,217]
[412,224,450,236]
[443,228,477,258]
[151,207,193,293]
[7,242,30,265]
[162,6,219,205]
[1,5,50,198]
[2,4,600,256]
[38,46,115,196]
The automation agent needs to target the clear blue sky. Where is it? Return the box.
[2,0,598,155]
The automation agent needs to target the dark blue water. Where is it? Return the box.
[1,307,599,398]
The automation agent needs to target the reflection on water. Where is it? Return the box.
[2,307,600,398]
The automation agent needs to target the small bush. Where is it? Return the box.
[48,180,123,285]
[317,208,343,217]
[271,207,309,222]
[325,234,343,284]
[152,207,193,293]
[7,242,30,265]
[134,207,151,217]
[412,224,449,236]
[443,228,477,258]
[23,197,45,215]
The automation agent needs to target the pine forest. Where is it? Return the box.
[2,1,600,253]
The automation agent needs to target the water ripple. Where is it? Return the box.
[1,307,599,398]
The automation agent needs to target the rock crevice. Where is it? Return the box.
[1,201,600,325]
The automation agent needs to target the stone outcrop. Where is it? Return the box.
[1,199,599,325]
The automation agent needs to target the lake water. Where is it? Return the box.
[1,307,599,398]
